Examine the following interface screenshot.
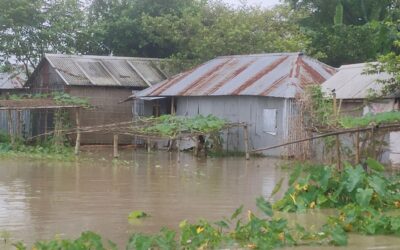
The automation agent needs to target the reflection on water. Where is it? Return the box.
[0,149,399,249]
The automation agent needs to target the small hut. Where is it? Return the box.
[321,63,400,165]
[134,53,336,157]
[26,54,171,144]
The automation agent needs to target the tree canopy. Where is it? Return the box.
[0,0,399,75]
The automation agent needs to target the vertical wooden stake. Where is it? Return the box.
[355,130,360,164]
[371,127,376,159]
[194,136,199,157]
[44,109,48,141]
[16,110,22,138]
[177,138,180,163]
[113,134,119,158]
[147,137,151,153]
[171,97,175,115]
[244,125,250,160]
[335,134,341,170]
[7,109,14,146]
[74,108,81,155]
[332,91,337,119]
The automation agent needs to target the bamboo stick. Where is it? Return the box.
[7,109,14,146]
[355,130,360,164]
[74,108,81,155]
[251,124,400,153]
[44,110,48,141]
[177,138,180,163]
[243,125,250,160]
[113,134,119,158]
[335,134,341,170]
[17,110,22,138]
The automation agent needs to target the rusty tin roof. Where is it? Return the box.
[35,54,170,88]
[322,63,392,99]
[0,71,26,90]
[137,53,336,98]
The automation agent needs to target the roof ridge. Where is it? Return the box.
[215,52,303,59]
[44,53,167,61]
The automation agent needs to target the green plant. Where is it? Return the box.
[273,162,399,212]
[340,111,400,128]
[141,115,226,137]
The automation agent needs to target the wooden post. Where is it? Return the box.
[194,136,199,157]
[7,109,14,146]
[177,138,180,163]
[243,125,250,160]
[371,127,376,159]
[16,110,22,138]
[335,134,341,170]
[332,91,337,119]
[74,108,81,155]
[113,134,119,158]
[355,130,360,164]
[147,137,151,153]
[44,109,48,141]
[171,97,175,115]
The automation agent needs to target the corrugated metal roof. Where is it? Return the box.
[43,54,169,87]
[321,63,391,99]
[0,72,25,90]
[137,53,336,98]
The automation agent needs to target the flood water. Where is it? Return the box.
[1,149,400,249]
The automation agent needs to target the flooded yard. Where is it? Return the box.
[1,149,400,249]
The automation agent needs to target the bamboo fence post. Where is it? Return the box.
[171,97,175,115]
[44,109,48,141]
[74,108,81,155]
[194,136,199,156]
[16,110,22,138]
[355,130,360,164]
[335,134,341,170]
[243,125,250,160]
[177,138,181,163]
[7,109,14,146]
[113,134,119,158]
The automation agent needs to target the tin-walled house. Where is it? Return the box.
[135,53,336,157]
[26,54,170,144]
[321,63,400,165]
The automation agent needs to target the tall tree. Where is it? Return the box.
[0,0,85,75]
[285,0,400,66]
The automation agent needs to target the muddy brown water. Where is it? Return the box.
[0,149,400,249]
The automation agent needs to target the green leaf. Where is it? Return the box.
[289,165,302,185]
[356,188,374,207]
[366,157,385,172]
[231,205,243,220]
[214,220,230,229]
[368,175,387,197]
[256,196,273,217]
[128,211,149,219]
[345,166,365,192]
[270,177,284,197]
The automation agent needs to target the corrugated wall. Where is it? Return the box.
[0,110,31,138]
[175,96,287,156]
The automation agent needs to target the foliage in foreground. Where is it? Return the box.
[274,161,399,212]
[12,197,347,250]
[274,161,400,239]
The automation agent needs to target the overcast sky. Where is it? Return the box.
[223,0,282,8]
